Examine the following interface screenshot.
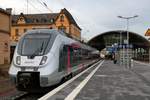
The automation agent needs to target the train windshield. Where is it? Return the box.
[18,34,52,56]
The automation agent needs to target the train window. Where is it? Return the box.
[72,48,80,66]
[18,33,53,56]
[22,34,50,56]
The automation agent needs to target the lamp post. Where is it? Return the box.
[118,15,138,44]
[118,15,138,67]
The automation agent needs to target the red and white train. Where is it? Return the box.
[9,29,99,92]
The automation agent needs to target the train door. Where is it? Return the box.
[59,45,67,72]
[59,45,73,73]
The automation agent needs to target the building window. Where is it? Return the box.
[18,16,25,24]
[36,19,39,23]
[58,25,66,32]
[15,29,19,36]
[33,18,36,23]
[19,17,24,21]
[50,18,54,23]
[4,43,8,52]
[24,28,27,33]
[41,18,47,23]
[60,15,64,22]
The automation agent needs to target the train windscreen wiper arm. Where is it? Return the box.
[30,42,44,58]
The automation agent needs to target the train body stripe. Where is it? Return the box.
[67,47,71,73]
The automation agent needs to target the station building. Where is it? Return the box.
[11,8,81,44]
[145,29,150,40]
[88,30,150,62]
[145,29,150,36]
[0,8,11,64]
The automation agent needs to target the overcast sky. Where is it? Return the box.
[0,0,150,40]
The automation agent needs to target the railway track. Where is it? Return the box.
[0,91,27,100]
[10,79,66,100]
[12,92,28,100]
[13,92,45,100]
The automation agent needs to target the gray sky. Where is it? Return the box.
[0,0,150,40]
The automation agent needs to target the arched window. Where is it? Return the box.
[19,17,24,21]
[50,18,54,23]
[36,19,39,23]
[60,15,64,22]
[41,18,47,23]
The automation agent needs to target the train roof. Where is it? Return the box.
[25,29,67,36]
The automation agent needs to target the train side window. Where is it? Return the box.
[72,48,80,66]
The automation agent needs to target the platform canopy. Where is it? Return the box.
[88,30,150,51]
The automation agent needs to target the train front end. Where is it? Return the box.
[9,30,58,91]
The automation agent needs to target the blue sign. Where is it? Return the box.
[118,44,133,49]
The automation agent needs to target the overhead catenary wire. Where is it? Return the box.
[36,0,53,13]
[27,0,28,14]
[43,2,53,13]
[28,0,43,13]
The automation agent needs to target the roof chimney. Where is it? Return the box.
[6,8,12,14]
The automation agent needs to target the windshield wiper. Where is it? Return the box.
[39,41,44,53]
[29,42,44,59]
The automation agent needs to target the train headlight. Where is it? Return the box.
[16,56,21,65]
[40,56,47,65]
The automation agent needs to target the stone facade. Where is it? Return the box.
[0,8,11,64]
[11,8,81,43]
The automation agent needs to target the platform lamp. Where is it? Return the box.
[118,15,138,67]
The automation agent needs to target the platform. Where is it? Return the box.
[39,60,150,100]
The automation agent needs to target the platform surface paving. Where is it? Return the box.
[75,60,150,100]
[41,60,150,100]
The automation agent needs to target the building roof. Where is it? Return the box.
[12,13,58,25]
[0,8,10,15]
[59,8,81,30]
[88,30,150,51]
[12,8,81,30]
